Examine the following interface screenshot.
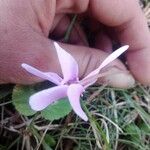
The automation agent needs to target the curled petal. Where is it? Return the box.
[29,85,68,111]
[80,72,111,89]
[54,42,79,83]
[83,45,129,81]
[97,45,129,71]
[22,63,62,85]
[67,84,88,121]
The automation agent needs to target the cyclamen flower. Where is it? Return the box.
[22,42,129,121]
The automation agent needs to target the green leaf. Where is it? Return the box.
[41,98,72,121]
[125,124,141,142]
[12,85,36,116]
[44,134,56,147]
[12,83,72,120]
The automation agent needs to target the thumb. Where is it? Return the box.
[1,27,134,88]
[23,39,135,88]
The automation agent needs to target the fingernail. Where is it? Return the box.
[103,67,135,88]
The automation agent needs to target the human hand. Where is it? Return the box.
[0,0,149,88]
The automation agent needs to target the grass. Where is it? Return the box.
[1,84,150,150]
[0,1,150,150]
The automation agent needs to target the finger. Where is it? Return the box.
[90,0,150,85]
[30,39,136,88]
[89,0,140,26]
[116,7,150,85]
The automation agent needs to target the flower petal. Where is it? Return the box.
[67,84,88,121]
[22,63,62,85]
[83,45,129,81]
[45,72,63,83]
[29,85,68,111]
[54,42,79,83]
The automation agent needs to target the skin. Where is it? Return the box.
[0,0,150,88]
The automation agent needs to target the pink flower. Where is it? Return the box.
[22,42,129,121]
